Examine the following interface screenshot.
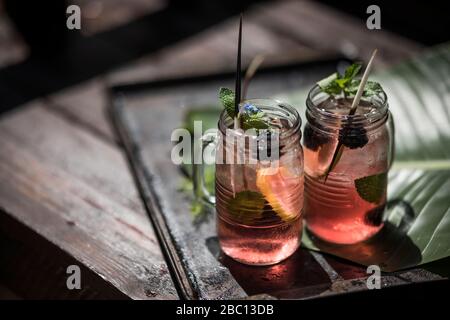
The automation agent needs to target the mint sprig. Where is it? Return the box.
[317,63,383,98]
[317,73,341,95]
[320,53,382,183]
[241,111,269,130]
[219,87,236,118]
[226,190,266,223]
[218,87,269,130]
[345,80,383,97]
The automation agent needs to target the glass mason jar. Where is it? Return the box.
[194,99,304,265]
[303,85,394,244]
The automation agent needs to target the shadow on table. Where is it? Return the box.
[206,236,334,299]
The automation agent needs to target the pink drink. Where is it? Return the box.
[217,204,303,266]
[304,96,391,244]
[216,100,304,265]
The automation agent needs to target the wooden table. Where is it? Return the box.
[0,0,422,299]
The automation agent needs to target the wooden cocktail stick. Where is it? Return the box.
[349,49,378,115]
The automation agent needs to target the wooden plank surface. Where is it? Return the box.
[0,102,178,299]
[46,78,114,142]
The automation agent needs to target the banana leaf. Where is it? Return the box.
[183,43,450,271]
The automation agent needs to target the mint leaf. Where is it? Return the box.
[343,79,360,96]
[344,80,383,97]
[218,89,269,130]
[317,72,338,88]
[317,73,341,95]
[227,191,266,223]
[219,87,236,118]
[355,172,387,204]
[344,63,362,80]
[335,77,350,88]
[363,80,383,97]
[241,112,269,130]
[336,63,361,90]
[318,63,368,97]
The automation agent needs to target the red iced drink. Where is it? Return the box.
[303,91,393,244]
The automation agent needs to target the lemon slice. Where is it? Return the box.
[256,166,301,221]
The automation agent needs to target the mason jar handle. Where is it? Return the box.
[387,111,396,170]
[192,134,216,206]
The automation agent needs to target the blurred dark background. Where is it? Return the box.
[0,0,448,113]
[321,0,449,46]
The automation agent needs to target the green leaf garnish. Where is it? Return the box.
[219,87,236,118]
[344,80,383,97]
[362,80,383,97]
[344,63,362,80]
[218,87,269,130]
[226,191,266,223]
[317,63,382,98]
[241,112,269,130]
[355,172,388,204]
[317,73,341,95]
[320,61,383,182]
